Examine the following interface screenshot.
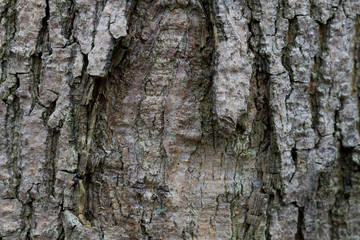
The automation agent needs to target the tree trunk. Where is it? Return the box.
[0,0,359,239]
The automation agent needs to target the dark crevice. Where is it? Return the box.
[310,20,330,139]
[295,206,304,240]
[62,0,76,40]
[43,99,59,197]
[309,55,319,134]
[69,55,89,175]
[242,218,251,240]
[235,121,246,135]
[80,76,104,173]
[353,15,360,132]
[5,75,21,199]
[289,147,298,182]
[29,53,43,114]
[246,2,275,194]
[265,194,274,240]
[330,144,357,239]
[48,129,60,196]
[36,0,51,53]
[198,0,216,143]
[209,0,227,43]
[291,147,298,167]
[23,196,35,240]
[57,226,65,240]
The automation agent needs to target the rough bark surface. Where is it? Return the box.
[0,0,359,239]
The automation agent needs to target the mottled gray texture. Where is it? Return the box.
[0,0,359,239]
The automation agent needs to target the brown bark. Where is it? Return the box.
[0,0,359,239]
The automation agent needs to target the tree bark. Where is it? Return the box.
[0,0,359,239]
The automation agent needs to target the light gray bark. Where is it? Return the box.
[0,0,359,239]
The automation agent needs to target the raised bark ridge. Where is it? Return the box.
[0,0,359,239]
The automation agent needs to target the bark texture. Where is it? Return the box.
[0,0,359,239]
